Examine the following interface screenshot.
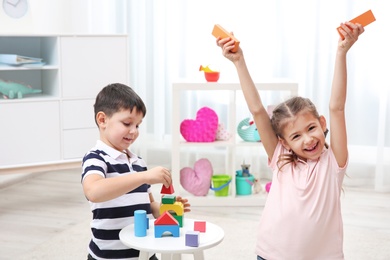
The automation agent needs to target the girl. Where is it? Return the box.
[217,21,364,259]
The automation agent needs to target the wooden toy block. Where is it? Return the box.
[337,9,376,39]
[162,194,176,204]
[154,224,180,238]
[160,201,184,216]
[154,211,179,226]
[169,211,183,227]
[185,231,200,247]
[212,24,240,53]
[134,210,148,237]
[161,184,175,194]
[194,221,206,233]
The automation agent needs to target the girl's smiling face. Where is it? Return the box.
[280,111,327,161]
[97,108,143,152]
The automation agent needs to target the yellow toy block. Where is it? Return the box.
[160,201,184,216]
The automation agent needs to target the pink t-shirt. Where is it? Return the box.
[256,142,347,260]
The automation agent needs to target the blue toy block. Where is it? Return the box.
[185,231,200,247]
[154,224,180,238]
[134,210,148,237]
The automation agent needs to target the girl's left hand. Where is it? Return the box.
[338,22,364,50]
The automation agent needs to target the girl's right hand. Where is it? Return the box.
[216,35,242,62]
[147,166,172,187]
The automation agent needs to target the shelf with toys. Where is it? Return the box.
[0,34,128,172]
[171,80,298,206]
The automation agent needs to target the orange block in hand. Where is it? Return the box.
[337,9,376,39]
[212,24,240,52]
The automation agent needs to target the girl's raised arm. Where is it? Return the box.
[329,22,364,167]
[218,38,278,159]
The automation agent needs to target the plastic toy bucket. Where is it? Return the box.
[210,175,232,197]
[236,174,255,195]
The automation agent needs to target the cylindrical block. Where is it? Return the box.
[134,210,147,237]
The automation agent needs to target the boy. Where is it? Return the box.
[82,83,190,260]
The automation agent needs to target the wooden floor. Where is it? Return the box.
[1,168,390,260]
[0,168,90,260]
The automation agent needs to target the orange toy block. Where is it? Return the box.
[161,184,175,194]
[212,24,240,53]
[337,10,376,39]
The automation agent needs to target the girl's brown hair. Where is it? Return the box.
[270,96,328,170]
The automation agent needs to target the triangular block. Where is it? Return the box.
[154,211,179,226]
[161,184,175,194]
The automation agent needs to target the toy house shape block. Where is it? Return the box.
[160,201,184,227]
[194,221,206,233]
[154,211,180,238]
[160,184,175,194]
[185,230,200,247]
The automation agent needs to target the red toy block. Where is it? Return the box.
[160,184,175,194]
[154,211,179,226]
[212,24,240,53]
[194,221,206,233]
[337,10,376,39]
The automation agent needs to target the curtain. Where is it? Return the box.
[90,0,389,190]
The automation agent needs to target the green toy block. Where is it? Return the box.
[162,194,176,204]
[169,211,183,227]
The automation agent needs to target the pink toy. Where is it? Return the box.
[215,123,230,141]
[194,221,206,232]
[180,107,218,142]
[265,182,272,193]
[180,158,213,196]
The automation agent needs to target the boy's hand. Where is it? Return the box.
[147,166,172,188]
[176,196,191,213]
[337,22,364,51]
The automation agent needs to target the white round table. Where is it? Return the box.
[119,218,224,260]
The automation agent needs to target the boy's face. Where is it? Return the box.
[97,108,143,152]
[280,111,327,161]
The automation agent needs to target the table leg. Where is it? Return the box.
[193,250,205,260]
[172,254,182,260]
[160,253,182,260]
[139,251,149,260]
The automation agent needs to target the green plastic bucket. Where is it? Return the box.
[210,174,232,197]
[236,174,255,195]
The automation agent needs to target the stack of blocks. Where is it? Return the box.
[154,184,183,238]
[133,184,207,247]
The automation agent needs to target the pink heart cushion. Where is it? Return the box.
[180,158,213,196]
[180,107,218,142]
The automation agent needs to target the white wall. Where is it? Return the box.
[0,0,125,34]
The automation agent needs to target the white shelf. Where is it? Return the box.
[0,35,128,171]
[171,81,298,206]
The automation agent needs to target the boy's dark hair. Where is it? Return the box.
[93,83,146,126]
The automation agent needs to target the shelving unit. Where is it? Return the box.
[0,35,128,173]
[172,81,298,206]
